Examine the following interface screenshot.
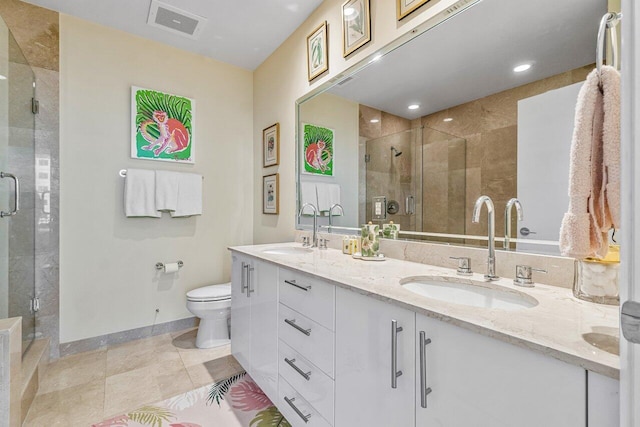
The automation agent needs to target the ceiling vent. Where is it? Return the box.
[337,76,356,86]
[147,0,207,39]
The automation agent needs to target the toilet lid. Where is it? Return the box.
[187,283,232,302]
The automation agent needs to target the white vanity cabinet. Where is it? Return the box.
[335,287,416,427]
[278,268,336,427]
[415,313,586,426]
[230,253,278,402]
[588,372,620,427]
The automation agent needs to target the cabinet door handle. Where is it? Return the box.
[0,172,19,218]
[284,279,312,292]
[241,262,248,293]
[284,318,311,336]
[284,357,311,381]
[391,319,403,389]
[246,265,254,297]
[284,396,311,423]
[419,331,433,408]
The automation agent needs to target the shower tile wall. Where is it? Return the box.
[359,106,418,231]
[0,0,60,357]
[421,64,593,239]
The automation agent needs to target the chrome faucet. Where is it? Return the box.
[299,203,318,247]
[504,198,523,249]
[472,195,499,281]
[328,203,344,232]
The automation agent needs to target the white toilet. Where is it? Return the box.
[186,283,232,349]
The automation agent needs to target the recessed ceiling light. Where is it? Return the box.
[443,117,453,122]
[513,63,532,73]
[370,119,380,123]
[408,104,420,110]
[0,75,6,80]
[344,7,355,16]
[370,54,383,63]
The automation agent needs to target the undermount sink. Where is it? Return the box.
[582,327,620,356]
[400,276,538,311]
[262,246,313,255]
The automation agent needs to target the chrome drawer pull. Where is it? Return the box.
[284,318,311,336]
[419,331,433,408]
[284,396,311,423]
[284,279,312,292]
[284,357,311,381]
[391,319,403,389]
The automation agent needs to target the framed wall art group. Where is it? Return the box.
[262,123,280,214]
[306,0,433,82]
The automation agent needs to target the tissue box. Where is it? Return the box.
[360,224,380,257]
[383,222,400,240]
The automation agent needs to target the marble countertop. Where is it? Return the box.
[229,242,620,379]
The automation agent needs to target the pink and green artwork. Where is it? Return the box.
[132,86,195,164]
[303,123,334,176]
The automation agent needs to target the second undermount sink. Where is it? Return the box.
[400,276,538,311]
[262,246,313,255]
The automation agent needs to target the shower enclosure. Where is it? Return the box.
[0,16,37,354]
[363,125,466,238]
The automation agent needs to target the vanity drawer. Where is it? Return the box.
[279,340,334,423]
[279,303,334,378]
[279,375,333,427]
[279,268,335,331]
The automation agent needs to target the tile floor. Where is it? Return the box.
[23,328,243,426]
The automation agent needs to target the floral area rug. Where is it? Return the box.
[92,372,291,427]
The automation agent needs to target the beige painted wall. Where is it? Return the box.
[253,0,459,244]
[59,15,253,343]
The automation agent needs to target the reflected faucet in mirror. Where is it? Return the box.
[299,203,318,247]
[328,203,344,232]
[472,195,499,282]
[504,198,524,249]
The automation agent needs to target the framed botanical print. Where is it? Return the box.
[302,123,334,176]
[263,123,280,167]
[342,0,371,57]
[263,173,279,214]
[397,0,432,20]
[307,21,329,81]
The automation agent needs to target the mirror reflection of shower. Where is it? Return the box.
[390,146,403,157]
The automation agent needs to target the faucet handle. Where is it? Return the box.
[450,257,473,276]
[302,236,311,247]
[514,265,547,287]
[318,238,329,250]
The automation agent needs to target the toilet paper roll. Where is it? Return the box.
[164,262,180,274]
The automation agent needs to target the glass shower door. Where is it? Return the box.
[0,17,37,353]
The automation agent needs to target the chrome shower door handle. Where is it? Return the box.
[391,319,403,389]
[405,195,415,215]
[419,331,433,408]
[0,172,19,218]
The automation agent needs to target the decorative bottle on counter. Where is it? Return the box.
[382,221,400,240]
[361,222,380,257]
[573,245,619,305]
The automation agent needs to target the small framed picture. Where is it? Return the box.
[263,123,280,167]
[263,173,279,215]
[307,21,329,81]
[397,0,431,20]
[342,0,371,57]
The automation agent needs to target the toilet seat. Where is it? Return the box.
[187,283,231,302]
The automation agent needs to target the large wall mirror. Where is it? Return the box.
[297,0,607,255]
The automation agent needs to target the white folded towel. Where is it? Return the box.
[172,173,203,217]
[155,170,181,212]
[300,182,318,208]
[124,169,160,218]
[317,183,341,213]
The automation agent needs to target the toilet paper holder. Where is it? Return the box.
[156,261,184,270]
